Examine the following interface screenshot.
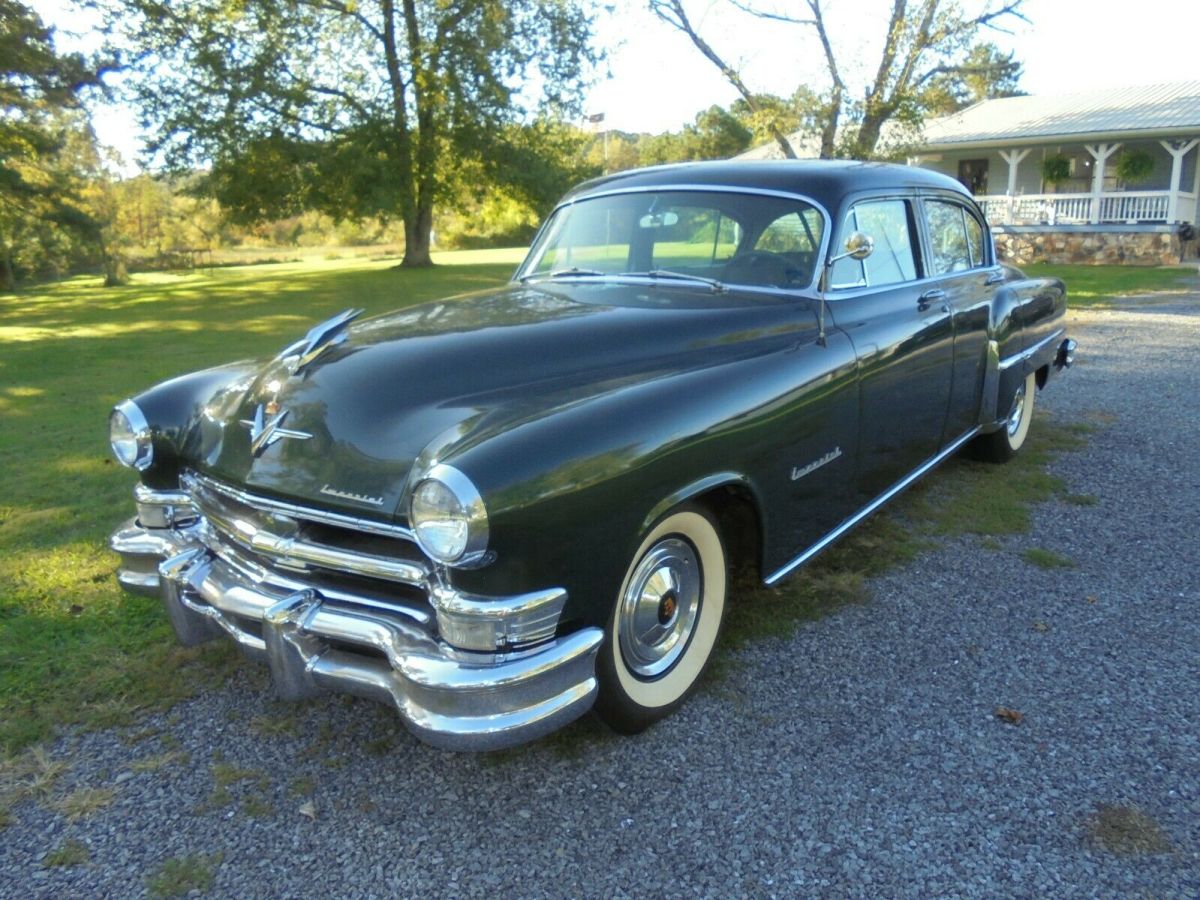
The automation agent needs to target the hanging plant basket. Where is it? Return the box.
[1115,149,1155,184]
[1042,155,1071,186]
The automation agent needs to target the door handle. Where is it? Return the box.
[918,288,946,310]
[985,271,1005,285]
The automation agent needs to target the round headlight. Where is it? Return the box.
[409,465,488,566]
[109,400,153,470]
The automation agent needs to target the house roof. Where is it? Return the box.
[735,81,1200,159]
[920,81,1200,148]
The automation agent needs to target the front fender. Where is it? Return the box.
[128,362,258,488]
[445,324,858,633]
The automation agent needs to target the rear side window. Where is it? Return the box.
[830,199,918,289]
[924,200,987,274]
[963,211,986,266]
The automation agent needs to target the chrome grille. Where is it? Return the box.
[181,471,430,590]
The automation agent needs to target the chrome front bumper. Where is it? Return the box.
[111,513,602,752]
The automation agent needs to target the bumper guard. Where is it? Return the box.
[111,516,602,751]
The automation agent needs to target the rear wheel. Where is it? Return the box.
[594,504,727,734]
[972,371,1036,463]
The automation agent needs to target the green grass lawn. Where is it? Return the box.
[1024,262,1198,306]
[0,252,1114,757]
[0,249,525,753]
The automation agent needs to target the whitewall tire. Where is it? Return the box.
[595,504,727,734]
[973,371,1037,463]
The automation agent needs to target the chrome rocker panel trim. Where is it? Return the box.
[765,427,982,585]
[111,518,603,751]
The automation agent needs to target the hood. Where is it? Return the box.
[190,282,816,518]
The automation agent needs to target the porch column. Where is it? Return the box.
[998,148,1030,224]
[1085,143,1120,224]
[1160,139,1199,222]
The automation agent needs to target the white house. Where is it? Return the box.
[738,81,1200,263]
[911,81,1200,264]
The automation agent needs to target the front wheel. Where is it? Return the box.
[594,504,727,734]
[972,371,1036,463]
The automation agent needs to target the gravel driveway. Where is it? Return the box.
[4,298,1198,898]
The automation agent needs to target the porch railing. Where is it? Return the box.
[977,191,1174,226]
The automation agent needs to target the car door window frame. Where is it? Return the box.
[915,192,995,280]
[827,193,925,293]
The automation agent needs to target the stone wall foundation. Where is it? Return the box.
[993,228,1195,266]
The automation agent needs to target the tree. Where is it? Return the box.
[0,0,111,289]
[921,42,1023,114]
[640,105,753,164]
[114,0,599,268]
[651,0,1026,160]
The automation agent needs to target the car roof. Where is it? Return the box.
[560,159,971,211]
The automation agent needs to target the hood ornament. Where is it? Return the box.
[240,405,313,456]
[279,308,364,375]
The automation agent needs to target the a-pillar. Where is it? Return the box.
[1085,143,1121,224]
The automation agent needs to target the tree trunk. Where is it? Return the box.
[400,202,434,267]
[0,239,15,293]
[103,250,129,287]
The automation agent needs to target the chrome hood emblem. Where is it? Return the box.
[278,308,364,375]
[240,405,313,456]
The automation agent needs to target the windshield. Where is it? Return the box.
[519,190,826,291]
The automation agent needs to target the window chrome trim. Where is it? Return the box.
[516,184,833,293]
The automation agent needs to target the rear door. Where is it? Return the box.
[917,195,1000,442]
[826,196,956,502]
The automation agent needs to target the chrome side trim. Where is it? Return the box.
[765,427,982,586]
[183,471,415,541]
[1000,328,1065,371]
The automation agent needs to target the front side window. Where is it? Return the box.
[830,199,919,289]
[521,191,826,290]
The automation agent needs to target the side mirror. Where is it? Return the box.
[841,231,875,261]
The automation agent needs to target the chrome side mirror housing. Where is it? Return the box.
[841,231,875,261]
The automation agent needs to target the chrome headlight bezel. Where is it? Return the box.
[109,399,154,471]
[409,464,489,567]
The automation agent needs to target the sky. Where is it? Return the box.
[28,0,1200,169]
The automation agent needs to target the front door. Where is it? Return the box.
[957,159,989,195]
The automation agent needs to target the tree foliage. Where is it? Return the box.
[921,42,1023,114]
[651,0,1027,160]
[0,0,113,289]
[114,0,600,266]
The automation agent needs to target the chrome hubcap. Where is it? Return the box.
[619,538,701,678]
[1007,385,1026,436]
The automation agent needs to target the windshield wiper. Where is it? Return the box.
[521,267,606,282]
[633,269,727,293]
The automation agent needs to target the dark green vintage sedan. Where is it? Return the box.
[110,161,1075,750]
